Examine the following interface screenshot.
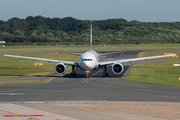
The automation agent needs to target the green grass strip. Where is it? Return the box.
[126,61,180,87]
[1,44,180,52]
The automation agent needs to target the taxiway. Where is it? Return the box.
[1,49,180,120]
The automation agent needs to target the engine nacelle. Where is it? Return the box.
[112,63,124,74]
[54,63,66,74]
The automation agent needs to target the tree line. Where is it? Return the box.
[1,15,180,45]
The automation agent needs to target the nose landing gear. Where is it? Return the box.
[86,71,90,78]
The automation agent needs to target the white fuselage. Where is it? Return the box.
[79,50,99,71]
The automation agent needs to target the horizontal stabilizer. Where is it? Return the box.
[98,51,122,56]
[60,51,82,56]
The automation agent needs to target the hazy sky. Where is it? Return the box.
[0,0,180,22]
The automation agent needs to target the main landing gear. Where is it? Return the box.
[71,66,78,77]
[102,65,108,77]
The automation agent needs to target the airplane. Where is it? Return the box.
[4,23,177,78]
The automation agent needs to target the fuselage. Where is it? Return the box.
[79,50,99,71]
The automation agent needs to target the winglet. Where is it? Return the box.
[90,23,92,51]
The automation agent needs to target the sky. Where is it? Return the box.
[0,0,180,22]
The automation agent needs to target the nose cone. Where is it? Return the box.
[83,61,95,70]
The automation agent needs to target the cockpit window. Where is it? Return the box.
[83,59,92,61]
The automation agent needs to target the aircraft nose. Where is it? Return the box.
[84,61,94,70]
[84,61,91,67]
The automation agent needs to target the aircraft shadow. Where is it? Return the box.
[47,66,129,78]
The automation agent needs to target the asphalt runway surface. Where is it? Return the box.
[1,49,180,120]
[0,50,180,102]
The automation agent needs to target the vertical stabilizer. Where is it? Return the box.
[90,23,92,51]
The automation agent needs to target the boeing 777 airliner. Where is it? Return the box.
[4,23,177,77]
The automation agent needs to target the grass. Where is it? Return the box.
[126,50,180,86]
[0,80,47,85]
[126,61,180,86]
[1,43,180,52]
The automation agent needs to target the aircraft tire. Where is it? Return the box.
[106,73,108,77]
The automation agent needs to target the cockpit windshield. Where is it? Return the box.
[82,59,93,61]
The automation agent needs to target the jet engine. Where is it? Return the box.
[112,63,124,74]
[54,63,66,74]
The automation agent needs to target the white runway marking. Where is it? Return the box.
[0,93,25,95]
[0,103,79,120]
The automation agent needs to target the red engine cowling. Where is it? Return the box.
[112,63,124,74]
[54,63,66,74]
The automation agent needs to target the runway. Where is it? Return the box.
[1,49,180,120]
[1,50,180,102]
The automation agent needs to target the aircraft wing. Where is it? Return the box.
[99,54,177,66]
[3,54,78,66]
